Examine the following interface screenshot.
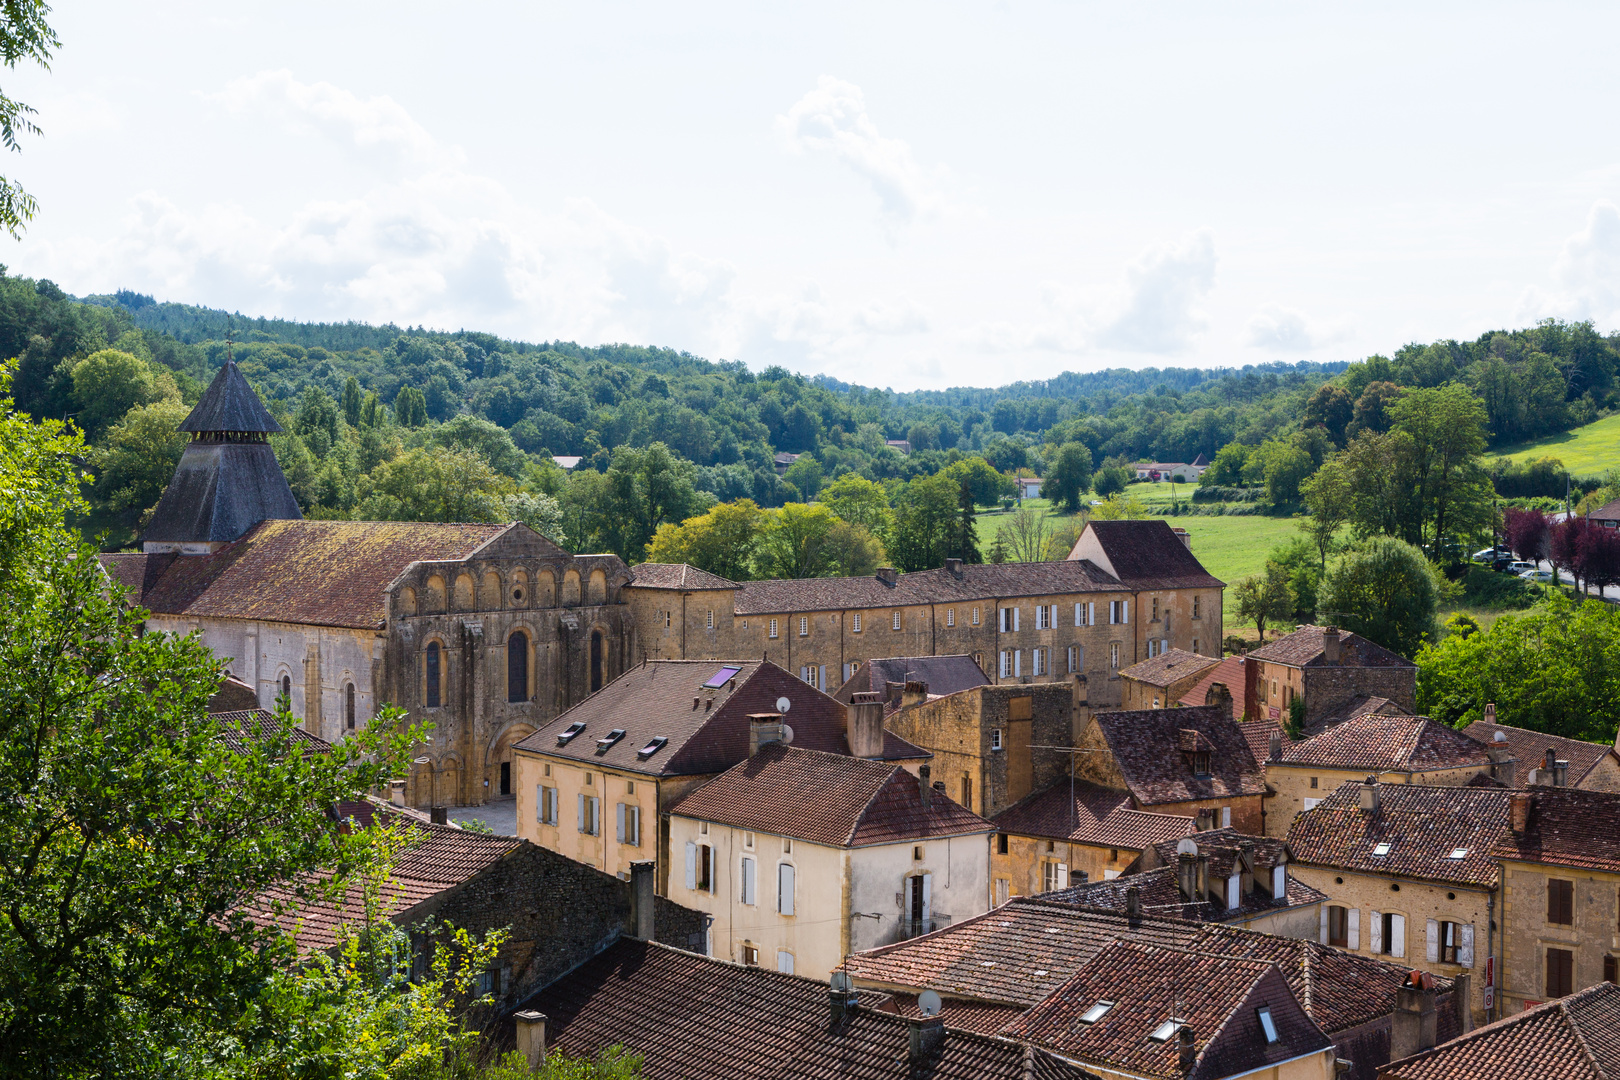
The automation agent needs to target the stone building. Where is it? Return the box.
[1119,647,1222,711]
[1488,786,1620,1016]
[99,361,636,806]
[1247,625,1417,732]
[1285,779,1512,1024]
[666,742,994,980]
[618,562,738,662]
[830,654,990,704]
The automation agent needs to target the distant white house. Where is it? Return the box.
[1019,476,1043,499]
[1134,453,1210,483]
[553,455,583,471]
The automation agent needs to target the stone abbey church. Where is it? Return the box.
[103,362,1225,806]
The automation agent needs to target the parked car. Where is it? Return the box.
[1506,561,1538,575]
[1473,546,1507,562]
[1519,569,1556,583]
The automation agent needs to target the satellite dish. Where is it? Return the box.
[412,756,432,764]
[776,696,792,714]
[830,972,853,993]
[917,990,943,1018]
[1494,731,1507,743]
[1176,838,1199,856]
[781,724,794,744]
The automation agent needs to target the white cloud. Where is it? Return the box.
[776,75,953,229]
[1519,200,1620,325]
[1242,303,1352,352]
[213,69,456,168]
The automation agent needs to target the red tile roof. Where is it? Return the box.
[1004,942,1333,1080]
[668,743,992,848]
[515,938,1102,1080]
[732,559,1131,616]
[1238,718,1291,764]
[101,519,511,629]
[1381,980,1620,1079]
[1179,655,1248,720]
[211,709,333,756]
[627,562,739,590]
[1119,648,1222,688]
[1090,705,1267,806]
[992,779,1196,850]
[1277,714,1493,774]
[1488,786,1620,875]
[1285,781,1514,889]
[1249,624,1415,668]
[1463,721,1618,788]
[877,993,1029,1036]
[511,660,927,777]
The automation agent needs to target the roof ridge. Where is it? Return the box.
[842,763,909,845]
[1557,994,1611,1080]
[1383,985,1606,1073]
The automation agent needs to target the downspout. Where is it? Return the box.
[680,592,687,659]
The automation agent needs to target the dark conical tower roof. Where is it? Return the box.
[179,361,283,433]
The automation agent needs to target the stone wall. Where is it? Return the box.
[622,585,737,662]
[1496,861,1620,1015]
[1301,664,1417,728]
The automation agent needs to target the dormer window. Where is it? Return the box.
[557,721,586,746]
[1192,752,1210,776]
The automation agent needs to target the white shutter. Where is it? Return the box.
[776,950,794,974]
[1371,910,1383,954]
[999,608,1008,632]
[921,872,932,920]
[1057,863,1068,888]
[1272,866,1285,898]
[742,857,756,905]
[779,863,795,916]
[1320,906,1329,945]
[1052,604,1059,627]
[1014,650,1022,677]
[1303,798,1321,811]
[1075,603,1082,626]
[616,803,626,843]
[1227,874,1242,909]
[629,806,640,846]
[705,846,715,893]
[1391,914,1406,958]
[685,842,697,890]
[1013,608,1021,631]
[578,793,585,833]
[819,665,826,691]
[1221,807,1231,828]
[1426,920,1440,964]
[536,785,544,822]
[1459,923,1476,968]
[1088,602,1095,625]
[1122,600,1129,624]
[592,798,600,835]
[1348,908,1360,950]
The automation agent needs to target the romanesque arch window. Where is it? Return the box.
[587,569,607,606]
[562,571,581,607]
[536,570,555,607]
[590,630,606,693]
[345,683,357,729]
[425,576,446,613]
[454,574,475,610]
[508,630,529,703]
[280,674,291,704]
[425,642,442,708]
[399,587,417,616]
[481,571,502,609]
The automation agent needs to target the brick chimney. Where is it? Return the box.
[748,713,786,756]
[1390,974,1437,1061]
[628,859,656,940]
[876,567,898,586]
[1359,776,1380,813]
[1510,790,1532,835]
[1322,626,1341,666]
[513,1010,548,1069]
[918,765,932,812]
[848,692,885,758]
[902,679,929,708]
[1177,1025,1197,1075]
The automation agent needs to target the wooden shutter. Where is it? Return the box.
[1348,908,1360,950]
[577,793,585,833]
[1319,906,1329,945]
[742,857,756,905]
[1391,914,1406,959]
[779,863,795,916]
[1459,923,1475,968]
[616,803,626,842]
[1427,920,1440,963]
[1371,910,1383,954]
[685,842,697,890]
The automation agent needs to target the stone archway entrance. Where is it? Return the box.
[485,724,535,799]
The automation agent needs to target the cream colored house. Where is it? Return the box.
[666,742,993,981]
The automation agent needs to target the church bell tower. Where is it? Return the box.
[142,361,302,554]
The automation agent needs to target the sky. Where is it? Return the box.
[8,2,1620,390]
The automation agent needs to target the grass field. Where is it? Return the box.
[1490,413,1620,478]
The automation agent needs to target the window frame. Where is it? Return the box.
[1549,878,1575,926]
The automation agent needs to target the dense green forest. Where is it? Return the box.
[6,270,1620,573]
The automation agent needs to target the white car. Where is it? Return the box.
[1473,547,1505,562]
[1507,561,1537,575]
[1519,569,1555,583]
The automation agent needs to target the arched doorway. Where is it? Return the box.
[590,629,605,693]
[486,724,535,798]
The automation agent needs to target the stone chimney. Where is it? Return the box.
[876,567,899,586]
[829,977,857,1026]
[902,679,929,708]
[1452,972,1474,1034]
[848,692,886,758]
[513,1011,548,1070]
[945,557,963,576]
[1359,776,1380,814]
[748,713,786,756]
[919,765,932,812]
[1173,527,1192,550]
[1390,975,1438,1062]
[1242,656,1260,722]
[1510,790,1532,835]
[1484,702,1497,724]
[1125,884,1143,925]
[1177,1025,1197,1075]
[1322,626,1341,666]
[390,780,406,807]
[907,1016,946,1066]
[1177,852,1198,901]
[429,805,448,825]
[1268,728,1282,761]
[885,680,907,705]
[629,860,656,940]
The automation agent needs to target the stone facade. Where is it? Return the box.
[622,580,737,662]
[1265,763,1495,839]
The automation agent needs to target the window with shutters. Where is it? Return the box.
[741,944,758,966]
[536,785,558,826]
[1328,906,1349,947]
[1068,645,1080,673]
[999,650,1012,678]
[961,775,973,811]
[769,618,778,639]
[1549,879,1575,925]
[853,613,862,632]
[1438,921,1461,963]
[577,794,599,836]
[616,803,641,846]
[1548,947,1574,997]
[1378,912,1406,957]
[1036,605,1049,630]
[777,950,794,974]
[1033,648,1046,676]
[778,862,796,916]
[698,844,713,891]
[1042,861,1066,892]
[740,856,757,905]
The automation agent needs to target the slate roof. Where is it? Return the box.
[103,519,510,629]
[178,361,283,433]
[514,938,1102,1080]
[1072,519,1226,590]
[1381,980,1620,1080]
[212,709,334,756]
[732,559,1130,616]
[1179,655,1249,720]
[1119,648,1222,688]
[1043,864,1327,924]
[142,439,304,545]
[626,562,739,591]
[1284,781,1514,889]
[991,779,1196,850]
[1276,714,1493,774]
[1089,705,1267,806]
[841,897,1454,1038]
[1463,721,1616,788]
[1489,786,1620,875]
[1004,942,1334,1080]
[832,655,991,703]
[513,659,927,777]
[1249,624,1415,668]
[667,743,991,848]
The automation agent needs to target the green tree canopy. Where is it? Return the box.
[359,445,515,523]
[1317,536,1443,657]
[644,498,767,581]
[818,472,894,541]
[1234,561,1294,641]
[70,348,178,438]
[1040,442,1093,513]
[89,397,189,538]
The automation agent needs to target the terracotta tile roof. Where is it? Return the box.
[667,743,992,848]
[992,780,1196,850]
[1045,864,1327,924]
[1463,721,1617,788]
[832,655,991,703]
[1591,496,1620,524]
[1249,624,1415,668]
[212,709,334,755]
[1120,649,1222,688]
[1145,828,1290,877]
[1381,980,1620,1080]
[1090,706,1267,806]
[512,660,926,777]
[515,938,1102,1080]
[1179,655,1248,720]
[626,561,739,590]
[1004,942,1334,1080]
[1072,519,1226,590]
[1285,781,1514,889]
[878,993,1029,1036]
[99,550,178,599]
[111,519,510,629]
[842,897,1452,1037]
[1277,714,1493,773]
[731,559,1131,616]
[1489,786,1620,874]
[1238,718,1291,764]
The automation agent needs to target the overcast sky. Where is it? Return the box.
[8,2,1620,389]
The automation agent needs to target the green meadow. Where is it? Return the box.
[1490,413,1620,479]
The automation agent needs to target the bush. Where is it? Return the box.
[1192,485,1266,504]
[1457,566,1542,611]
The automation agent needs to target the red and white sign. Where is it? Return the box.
[1268,707,1281,720]
[1485,956,1495,987]
[1483,987,1495,1009]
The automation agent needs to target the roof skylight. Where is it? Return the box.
[1078,1001,1114,1024]
[1148,1019,1183,1043]
[1372,842,1392,856]
[1257,1007,1279,1043]
[1448,847,1468,859]
[596,728,627,752]
[637,736,669,761]
[702,666,742,689]
[557,721,586,746]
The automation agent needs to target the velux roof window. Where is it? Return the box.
[557,722,586,746]
[702,666,742,689]
[1147,1019,1184,1043]
[1078,1001,1114,1024]
[1372,842,1392,856]
[637,736,669,761]
[1256,1007,1279,1043]
[1448,847,1468,859]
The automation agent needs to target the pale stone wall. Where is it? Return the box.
[513,753,659,878]
[1266,766,1493,838]
[1496,860,1620,1015]
[621,585,736,662]
[993,833,1137,898]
